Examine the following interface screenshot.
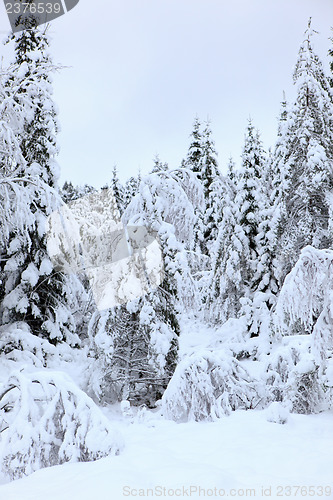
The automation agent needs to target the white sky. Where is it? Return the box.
[0,0,333,187]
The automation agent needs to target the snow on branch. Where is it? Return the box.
[276,245,333,362]
[124,169,201,244]
[162,349,264,422]
[0,370,123,480]
[276,246,333,331]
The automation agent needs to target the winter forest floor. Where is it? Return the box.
[0,319,332,500]
[0,407,332,499]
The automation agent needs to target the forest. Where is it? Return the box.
[0,17,333,487]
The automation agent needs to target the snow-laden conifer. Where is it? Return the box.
[162,349,264,422]
[0,370,123,480]
[276,20,333,282]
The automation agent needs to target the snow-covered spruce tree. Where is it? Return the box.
[269,94,293,263]
[59,184,174,406]
[60,180,76,203]
[185,116,203,174]
[207,177,244,324]
[60,180,95,204]
[270,94,292,209]
[150,154,169,174]
[185,118,223,255]
[208,121,272,334]
[122,170,200,384]
[88,294,179,407]
[238,122,281,338]
[276,20,333,284]
[123,171,141,209]
[236,120,266,282]
[0,24,83,347]
[256,94,297,320]
[183,117,206,255]
[111,165,125,215]
[199,121,225,252]
[276,246,333,361]
[0,93,33,250]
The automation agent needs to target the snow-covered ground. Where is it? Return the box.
[0,318,332,499]
[0,406,332,500]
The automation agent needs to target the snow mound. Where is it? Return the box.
[265,402,290,424]
[0,370,123,480]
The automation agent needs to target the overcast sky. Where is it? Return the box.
[1,0,333,187]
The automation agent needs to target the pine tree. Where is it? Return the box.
[0,24,83,346]
[276,20,333,283]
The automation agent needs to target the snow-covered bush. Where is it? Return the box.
[265,339,306,403]
[162,350,264,422]
[264,335,330,414]
[271,246,333,413]
[0,370,123,480]
[276,246,333,357]
[286,356,326,414]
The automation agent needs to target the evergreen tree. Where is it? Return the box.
[60,181,95,204]
[271,93,293,211]
[89,292,178,407]
[150,154,169,174]
[0,24,83,346]
[208,190,245,323]
[124,171,141,209]
[185,116,203,174]
[276,20,333,284]
[328,27,333,88]
[185,118,223,255]
[60,181,76,203]
[183,118,205,254]
[200,121,224,251]
[236,120,266,286]
[111,165,125,214]
[227,156,237,183]
[208,121,270,329]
